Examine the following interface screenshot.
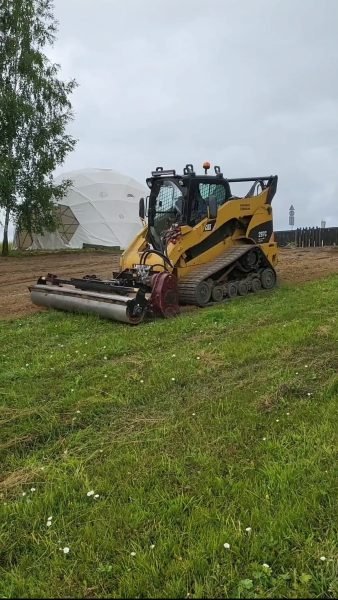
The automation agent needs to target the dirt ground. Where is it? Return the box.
[0,247,337,320]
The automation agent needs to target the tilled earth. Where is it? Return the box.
[0,247,337,320]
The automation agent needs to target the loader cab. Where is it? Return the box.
[145,165,232,250]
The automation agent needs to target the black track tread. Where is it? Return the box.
[178,245,251,305]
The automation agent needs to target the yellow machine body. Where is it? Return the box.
[119,184,277,276]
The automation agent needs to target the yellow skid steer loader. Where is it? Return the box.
[30,162,278,324]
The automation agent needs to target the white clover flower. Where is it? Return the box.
[150,544,155,549]
[48,516,52,520]
[223,543,230,549]
[30,487,36,492]
[47,521,52,527]
[94,494,100,499]
[320,556,326,561]
[22,492,26,497]
[140,379,144,383]
[63,547,70,554]
[26,363,29,367]
[196,356,201,360]
[286,412,290,416]
[305,365,308,368]
[245,527,252,532]
[104,356,108,360]
[262,437,267,441]
[104,375,108,378]
[171,377,176,381]
[87,490,95,497]
[276,419,279,422]
[76,410,81,414]
[262,563,270,569]
[192,413,196,416]
[71,389,74,392]
[130,551,136,556]
[307,392,312,396]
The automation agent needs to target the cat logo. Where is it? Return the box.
[204,223,213,231]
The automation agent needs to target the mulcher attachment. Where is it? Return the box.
[29,271,180,325]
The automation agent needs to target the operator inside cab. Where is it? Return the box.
[148,165,233,248]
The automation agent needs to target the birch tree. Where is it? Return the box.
[0,0,77,255]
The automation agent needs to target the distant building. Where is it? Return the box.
[14,168,147,250]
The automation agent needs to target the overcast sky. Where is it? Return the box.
[3,0,338,237]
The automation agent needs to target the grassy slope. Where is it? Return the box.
[0,277,337,599]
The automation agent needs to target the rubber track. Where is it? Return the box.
[178,245,251,305]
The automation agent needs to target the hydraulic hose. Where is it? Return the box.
[140,249,173,270]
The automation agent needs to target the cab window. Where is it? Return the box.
[189,181,229,227]
[199,183,226,207]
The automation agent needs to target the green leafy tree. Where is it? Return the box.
[0,0,77,255]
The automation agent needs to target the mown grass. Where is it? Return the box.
[0,276,337,598]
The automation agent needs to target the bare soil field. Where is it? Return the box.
[0,247,337,320]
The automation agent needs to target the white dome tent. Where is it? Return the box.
[15,168,147,250]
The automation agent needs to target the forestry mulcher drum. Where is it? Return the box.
[30,162,278,324]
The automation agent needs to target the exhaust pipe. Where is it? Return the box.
[30,284,146,325]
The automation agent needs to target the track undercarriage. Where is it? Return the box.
[29,244,277,325]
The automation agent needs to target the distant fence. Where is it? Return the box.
[275,227,338,247]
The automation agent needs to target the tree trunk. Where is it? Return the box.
[2,206,11,256]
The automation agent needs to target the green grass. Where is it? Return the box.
[0,277,337,598]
